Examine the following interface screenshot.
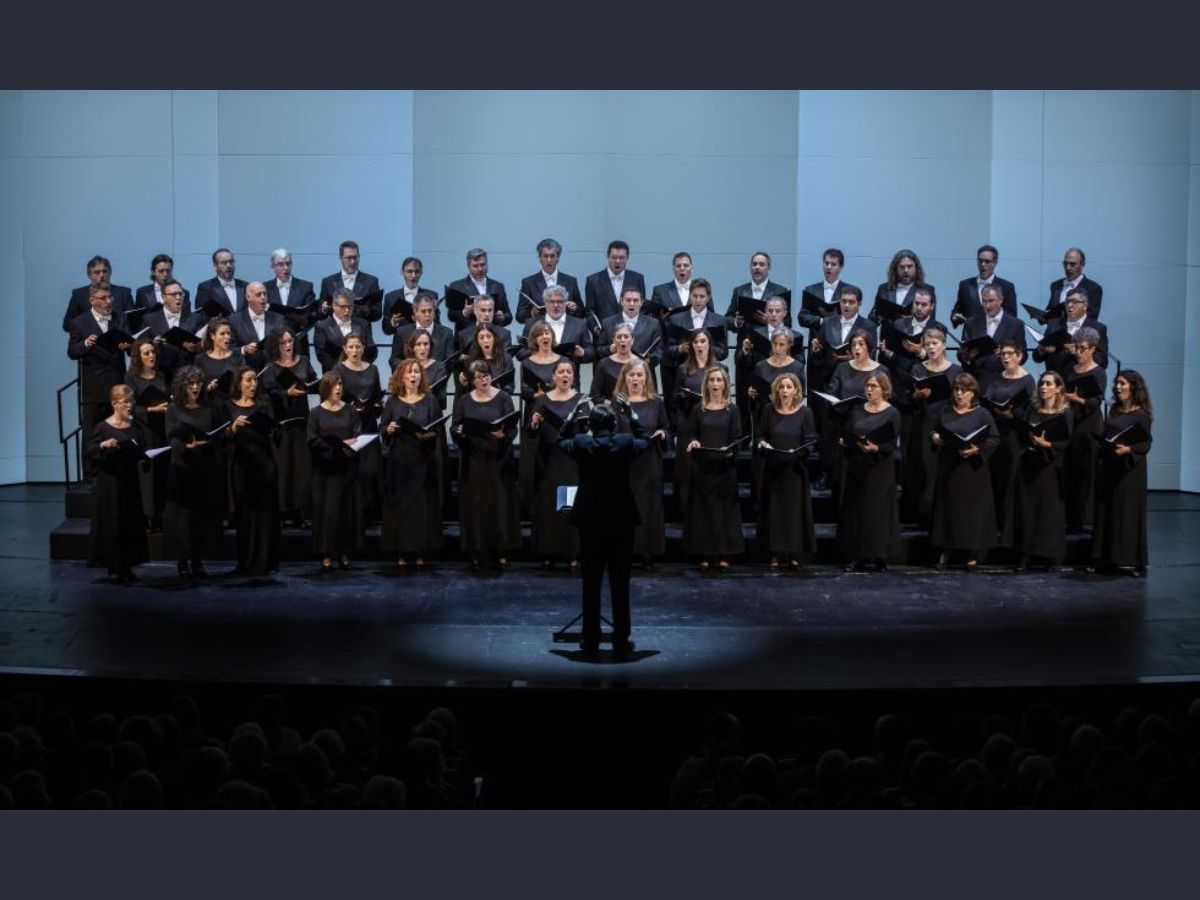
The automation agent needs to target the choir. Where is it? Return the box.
[72,242,1153,582]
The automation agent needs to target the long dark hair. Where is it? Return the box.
[171,365,207,407]
[886,249,925,290]
[1114,369,1153,421]
[682,328,715,375]
[263,327,297,364]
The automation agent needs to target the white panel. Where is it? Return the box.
[991,90,1043,160]
[22,91,172,158]
[173,154,219,256]
[218,90,414,156]
[797,156,991,262]
[798,91,991,160]
[989,159,1042,263]
[605,91,799,157]
[1042,160,1190,266]
[23,157,175,263]
[219,154,411,257]
[1043,91,1190,164]
[172,90,219,156]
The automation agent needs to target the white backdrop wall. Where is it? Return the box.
[5,90,1198,490]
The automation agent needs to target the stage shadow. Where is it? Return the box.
[550,648,660,665]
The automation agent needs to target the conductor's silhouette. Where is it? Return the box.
[558,403,648,658]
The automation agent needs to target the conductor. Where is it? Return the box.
[558,403,648,658]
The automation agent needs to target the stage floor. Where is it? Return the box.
[2,485,1199,692]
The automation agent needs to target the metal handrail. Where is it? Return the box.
[56,376,82,488]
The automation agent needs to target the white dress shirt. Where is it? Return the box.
[92,309,111,333]
[337,317,354,337]
[1058,277,1081,306]
[220,279,238,308]
[838,317,856,344]
[689,309,707,331]
[250,311,267,342]
[675,280,691,307]
[546,314,567,344]
[823,280,840,305]
[341,271,357,291]
[986,313,1002,338]
[608,268,624,301]
[470,276,489,297]
[276,279,291,305]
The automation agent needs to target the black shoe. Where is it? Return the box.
[1131,566,1146,578]
[874,561,888,573]
[177,562,191,580]
[318,560,333,575]
[338,556,350,571]
[612,638,636,658]
[191,562,208,579]
[579,638,600,657]
[121,569,140,583]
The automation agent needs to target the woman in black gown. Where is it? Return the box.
[930,372,1000,568]
[334,334,384,523]
[526,358,583,568]
[982,340,1036,533]
[379,358,445,568]
[836,370,902,571]
[824,329,888,508]
[194,316,243,400]
[1092,370,1153,576]
[224,367,281,576]
[683,365,743,571]
[405,329,450,411]
[591,323,638,402]
[259,328,316,527]
[613,358,670,565]
[1063,328,1107,533]
[125,338,170,531]
[163,365,225,580]
[756,371,817,570]
[307,371,364,573]
[901,328,961,528]
[86,384,149,584]
[671,329,716,514]
[452,359,521,569]
[746,328,805,410]
[458,324,513,394]
[1003,370,1072,569]
[518,322,562,425]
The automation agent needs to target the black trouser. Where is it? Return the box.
[579,529,633,643]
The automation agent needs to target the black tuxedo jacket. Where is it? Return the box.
[313,316,377,373]
[319,271,382,322]
[63,284,135,332]
[135,284,191,316]
[455,323,514,354]
[953,276,1017,324]
[810,315,878,373]
[1047,275,1103,320]
[195,277,248,318]
[446,276,511,329]
[228,309,287,370]
[517,271,583,323]
[650,281,690,318]
[560,432,645,531]
[264,277,317,311]
[961,312,1027,384]
[871,281,936,323]
[142,308,204,375]
[1032,316,1109,374]
[797,280,860,331]
[724,280,790,330]
[67,311,128,402]
[522,315,595,363]
[599,314,662,366]
[382,287,440,333]
[391,322,455,369]
[584,269,646,322]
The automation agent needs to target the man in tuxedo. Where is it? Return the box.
[558,403,648,658]
[649,251,694,319]
[319,240,381,323]
[195,248,248,319]
[797,248,857,334]
[143,279,202,379]
[872,249,935,324]
[960,284,1027,390]
[229,282,286,371]
[135,254,191,315]
[265,248,319,358]
[383,257,430,334]
[522,286,593,370]
[446,248,512,331]
[952,244,1017,326]
[878,287,949,381]
[517,238,583,323]
[62,255,134,331]
[1047,247,1103,319]
[599,287,662,371]
[1032,288,1109,375]
[584,240,646,323]
[391,293,455,371]
[725,250,791,330]
[67,285,131,480]
[313,289,377,373]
